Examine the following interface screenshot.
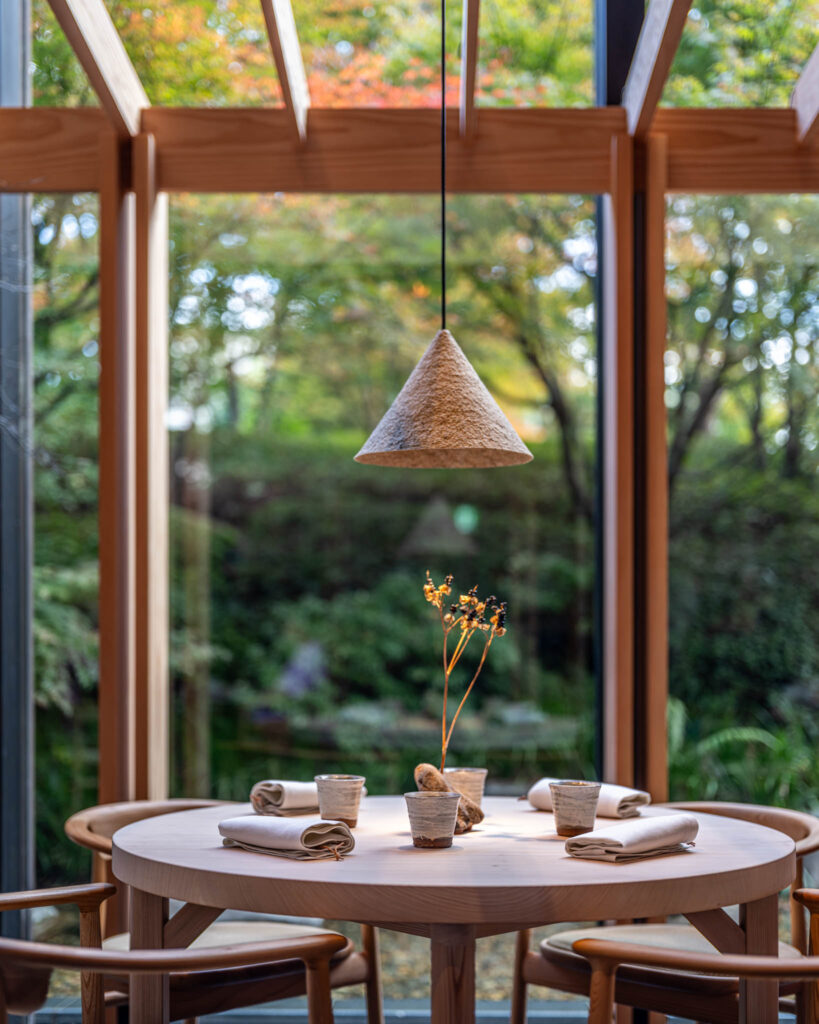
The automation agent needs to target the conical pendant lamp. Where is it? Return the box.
[355,328,532,467]
[354,2,532,470]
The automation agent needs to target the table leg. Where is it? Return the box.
[739,893,779,1024]
[129,887,170,1024]
[430,924,476,1024]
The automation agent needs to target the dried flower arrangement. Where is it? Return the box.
[422,571,507,773]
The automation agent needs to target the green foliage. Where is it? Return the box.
[669,696,819,807]
[665,0,819,107]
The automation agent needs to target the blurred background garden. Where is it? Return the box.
[27,0,819,892]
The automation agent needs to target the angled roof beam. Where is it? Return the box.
[791,44,819,145]
[459,0,480,138]
[261,0,310,142]
[621,0,692,138]
[47,0,149,138]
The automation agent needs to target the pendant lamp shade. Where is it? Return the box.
[354,329,533,469]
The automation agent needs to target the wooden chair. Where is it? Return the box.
[578,888,819,1024]
[0,881,349,1023]
[65,800,383,1023]
[511,801,819,1024]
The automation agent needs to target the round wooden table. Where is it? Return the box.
[113,796,795,1024]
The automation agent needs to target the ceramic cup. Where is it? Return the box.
[404,791,461,849]
[314,774,366,828]
[548,780,601,837]
[443,767,488,808]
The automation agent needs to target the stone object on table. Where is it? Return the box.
[414,762,484,833]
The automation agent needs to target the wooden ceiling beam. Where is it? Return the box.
[47,0,149,138]
[260,0,310,142]
[459,0,480,138]
[141,107,623,194]
[791,43,819,145]
[655,108,819,191]
[6,106,819,197]
[0,108,109,190]
[622,0,692,138]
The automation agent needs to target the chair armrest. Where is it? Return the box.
[0,884,116,915]
[0,931,350,973]
[793,889,819,914]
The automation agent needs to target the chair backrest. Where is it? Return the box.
[665,800,819,954]
[665,801,819,858]
[64,799,225,938]
[0,931,348,1024]
[576,935,819,1024]
[65,799,224,855]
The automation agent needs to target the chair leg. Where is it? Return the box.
[306,959,334,1024]
[79,908,105,1024]
[588,961,617,1024]
[510,929,531,1024]
[361,924,384,1024]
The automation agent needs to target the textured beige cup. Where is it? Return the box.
[315,774,366,828]
[549,780,601,837]
[443,767,488,808]
[404,791,461,848]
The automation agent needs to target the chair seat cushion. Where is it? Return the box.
[103,919,352,955]
[541,923,801,996]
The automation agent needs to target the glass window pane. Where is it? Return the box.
[32,0,98,106]
[666,193,819,805]
[663,1,819,108]
[477,0,593,107]
[168,190,598,998]
[33,193,100,887]
[34,0,594,108]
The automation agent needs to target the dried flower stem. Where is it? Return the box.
[442,633,494,766]
[423,572,507,774]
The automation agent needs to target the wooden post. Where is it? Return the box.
[459,0,480,138]
[636,133,669,801]
[98,128,136,807]
[134,132,169,800]
[602,132,636,786]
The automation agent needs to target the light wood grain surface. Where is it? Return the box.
[621,0,692,138]
[113,798,794,928]
[139,107,624,194]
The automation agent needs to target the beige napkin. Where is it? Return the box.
[250,780,320,816]
[565,813,699,862]
[219,815,355,860]
[528,777,650,818]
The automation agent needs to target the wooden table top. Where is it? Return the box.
[112,797,795,927]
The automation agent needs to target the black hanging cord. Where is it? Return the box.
[441,0,447,330]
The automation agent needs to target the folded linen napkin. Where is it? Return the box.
[219,815,355,861]
[250,779,320,816]
[527,777,650,819]
[565,812,699,862]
